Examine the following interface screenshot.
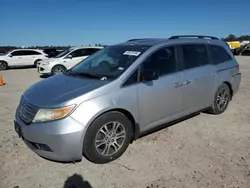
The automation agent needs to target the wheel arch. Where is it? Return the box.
[100,108,139,142]
[0,60,8,65]
[79,107,140,145]
[34,59,41,62]
[52,64,67,70]
[223,81,233,100]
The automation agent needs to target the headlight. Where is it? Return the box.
[33,105,76,123]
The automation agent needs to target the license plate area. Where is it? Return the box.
[14,121,23,138]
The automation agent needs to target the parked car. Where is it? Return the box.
[0,49,48,70]
[14,35,241,164]
[226,41,241,50]
[37,46,103,75]
[232,44,250,56]
[42,48,64,58]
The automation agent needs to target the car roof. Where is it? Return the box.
[13,48,42,51]
[69,46,104,50]
[116,35,226,47]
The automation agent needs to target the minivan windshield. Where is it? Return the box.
[67,45,150,79]
[54,49,72,58]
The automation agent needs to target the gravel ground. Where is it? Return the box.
[0,56,250,188]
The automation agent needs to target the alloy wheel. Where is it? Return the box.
[53,67,64,74]
[0,62,7,70]
[95,121,126,156]
[216,88,229,111]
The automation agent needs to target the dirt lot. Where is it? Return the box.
[1,56,250,188]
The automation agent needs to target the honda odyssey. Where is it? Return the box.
[14,35,241,164]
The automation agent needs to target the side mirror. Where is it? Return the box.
[67,54,72,59]
[141,70,158,82]
[8,54,13,57]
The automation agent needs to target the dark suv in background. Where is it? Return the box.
[43,48,64,58]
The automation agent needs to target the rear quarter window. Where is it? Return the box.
[181,44,209,70]
[208,45,232,65]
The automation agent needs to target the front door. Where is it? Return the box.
[64,49,87,69]
[180,44,215,113]
[9,50,28,66]
[137,45,184,132]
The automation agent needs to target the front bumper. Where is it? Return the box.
[38,65,52,74]
[14,111,85,162]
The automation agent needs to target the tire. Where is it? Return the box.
[207,83,231,115]
[0,61,8,71]
[83,111,133,164]
[34,59,41,68]
[51,65,66,75]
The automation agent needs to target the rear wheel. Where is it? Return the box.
[0,61,8,71]
[51,65,66,75]
[83,111,133,164]
[34,59,41,68]
[208,83,231,114]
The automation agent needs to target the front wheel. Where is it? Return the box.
[207,83,231,114]
[83,112,133,164]
[0,61,8,71]
[51,65,66,75]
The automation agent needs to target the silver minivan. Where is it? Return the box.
[14,35,241,164]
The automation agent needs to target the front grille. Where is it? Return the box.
[18,98,38,125]
[29,141,53,152]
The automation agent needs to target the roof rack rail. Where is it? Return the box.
[169,35,219,40]
[127,38,145,42]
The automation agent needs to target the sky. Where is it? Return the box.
[0,0,249,46]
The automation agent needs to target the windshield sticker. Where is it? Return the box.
[123,51,141,56]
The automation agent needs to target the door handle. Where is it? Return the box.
[172,82,183,88]
[183,80,192,86]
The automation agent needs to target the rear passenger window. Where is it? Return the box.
[28,50,41,55]
[142,46,177,76]
[182,44,209,69]
[209,45,232,64]
[11,50,31,56]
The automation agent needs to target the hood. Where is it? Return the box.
[23,73,110,108]
[38,58,57,64]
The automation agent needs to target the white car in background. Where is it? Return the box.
[0,49,48,70]
[38,46,103,75]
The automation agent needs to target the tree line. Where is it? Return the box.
[0,44,107,53]
[222,34,250,42]
[1,34,249,53]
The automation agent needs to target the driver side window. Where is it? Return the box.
[141,46,177,77]
[69,49,85,58]
[11,51,24,56]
